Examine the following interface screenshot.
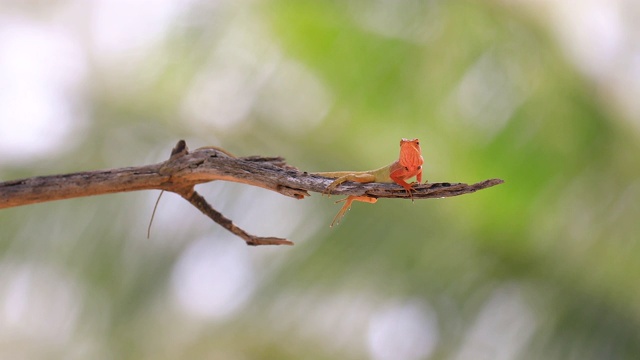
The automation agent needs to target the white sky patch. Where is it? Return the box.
[266,289,380,357]
[87,0,197,97]
[255,59,332,135]
[0,261,83,346]
[181,6,331,135]
[506,0,640,133]
[181,11,280,131]
[450,50,524,143]
[266,290,438,358]
[453,284,537,360]
[90,0,187,64]
[0,16,87,163]
[367,299,439,360]
[549,0,623,80]
[181,61,267,130]
[350,0,445,44]
[170,237,255,320]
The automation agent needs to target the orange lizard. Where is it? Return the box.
[314,138,424,226]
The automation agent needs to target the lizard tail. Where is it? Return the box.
[313,171,359,178]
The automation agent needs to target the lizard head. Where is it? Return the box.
[399,138,424,170]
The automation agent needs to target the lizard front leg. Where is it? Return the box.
[390,171,417,201]
[330,195,377,227]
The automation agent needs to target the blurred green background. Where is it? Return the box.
[2,0,640,359]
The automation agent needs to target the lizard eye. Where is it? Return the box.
[417,165,422,170]
[416,141,420,145]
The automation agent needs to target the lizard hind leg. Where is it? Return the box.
[322,177,347,197]
[322,173,377,197]
[330,195,378,227]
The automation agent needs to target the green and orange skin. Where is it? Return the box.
[314,138,424,226]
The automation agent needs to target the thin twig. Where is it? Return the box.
[147,190,164,239]
[179,189,293,246]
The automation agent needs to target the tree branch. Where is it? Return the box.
[0,140,503,246]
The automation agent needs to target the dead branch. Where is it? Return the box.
[0,140,503,246]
